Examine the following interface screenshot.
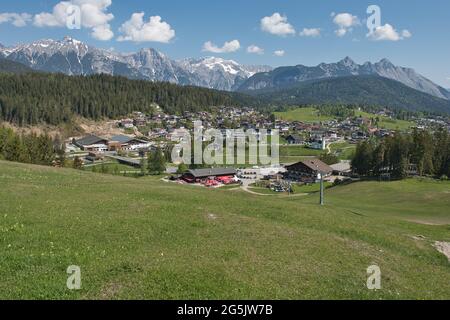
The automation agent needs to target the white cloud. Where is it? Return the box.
[33,0,114,41]
[92,24,114,41]
[274,50,285,57]
[117,13,175,43]
[333,13,360,28]
[0,13,32,27]
[402,29,412,38]
[261,13,295,36]
[333,13,360,37]
[367,24,412,41]
[335,28,348,37]
[33,10,64,28]
[202,40,240,53]
[247,45,264,55]
[299,28,321,37]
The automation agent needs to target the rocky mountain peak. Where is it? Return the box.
[62,36,81,44]
[238,57,449,100]
[338,56,357,67]
[0,37,271,91]
[377,58,395,68]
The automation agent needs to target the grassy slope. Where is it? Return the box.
[308,179,450,224]
[274,107,414,131]
[354,110,414,130]
[329,142,356,160]
[0,161,449,300]
[274,107,333,123]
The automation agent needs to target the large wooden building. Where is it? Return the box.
[285,159,333,182]
[182,168,237,183]
[108,135,151,151]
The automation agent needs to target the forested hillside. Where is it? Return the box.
[0,59,34,74]
[0,73,255,126]
[352,128,450,179]
[249,76,450,114]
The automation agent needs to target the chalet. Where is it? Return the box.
[308,139,326,150]
[285,134,304,145]
[285,159,333,182]
[170,129,190,143]
[182,168,237,183]
[351,131,368,140]
[73,135,109,152]
[108,135,151,151]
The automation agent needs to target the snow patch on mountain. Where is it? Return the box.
[0,37,272,91]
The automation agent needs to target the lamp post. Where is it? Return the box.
[319,171,324,206]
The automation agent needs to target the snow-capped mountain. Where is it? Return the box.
[177,57,271,90]
[0,37,271,91]
[238,57,450,100]
[1,38,445,98]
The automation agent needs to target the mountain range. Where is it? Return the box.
[0,37,449,113]
[0,37,271,91]
[249,75,450,114]
[237,56,450,100]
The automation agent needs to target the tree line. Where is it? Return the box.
[0,73,252,126]
[352,128,450,179]
[0,126,60,165]
[258,75,450,114]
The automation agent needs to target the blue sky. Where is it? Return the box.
[0,0,449,86]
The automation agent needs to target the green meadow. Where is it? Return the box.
[274,107,334,123]
[0,161,449,299]
[274,107,415,131]
[354,110,414,130]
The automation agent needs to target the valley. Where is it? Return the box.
[1,30,449,303]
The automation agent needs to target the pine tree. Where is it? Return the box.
[140,158,147,176]
[351,141,373,176]
[148,148,166,175]
[0,72,248,126]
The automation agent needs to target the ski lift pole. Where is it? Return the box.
[319,172,324,206]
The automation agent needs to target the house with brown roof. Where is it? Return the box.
[285,159,333,182]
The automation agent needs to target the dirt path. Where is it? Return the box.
[240,186,277,196]
[239,185,309,197]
